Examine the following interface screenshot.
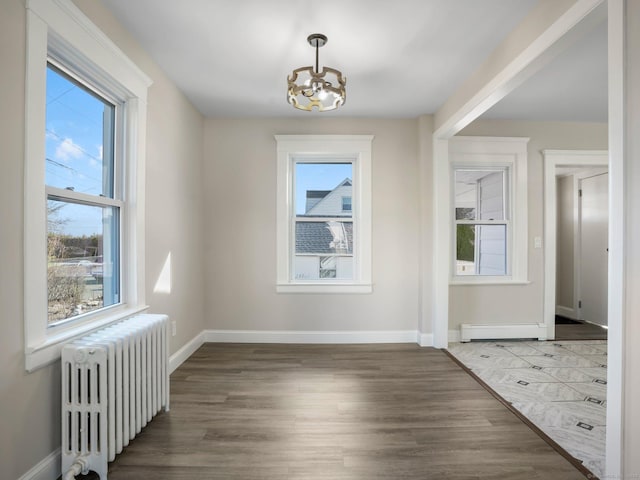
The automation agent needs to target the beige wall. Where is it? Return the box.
[556,175,575,312]
[0,0,205,477]
[203,118,421,333]
[449,120,607,330]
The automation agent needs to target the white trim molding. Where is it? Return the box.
[275,135,373,294]
[17,448,60,480]
[169,330,207,374]
[23,0,151,371]
[204,329,420,345]
[417,332,434,347]
[459,323,547,343]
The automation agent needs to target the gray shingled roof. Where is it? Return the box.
[295,222,353,254]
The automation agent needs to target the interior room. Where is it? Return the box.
[2,0,640,479]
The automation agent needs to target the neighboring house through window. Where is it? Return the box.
[449,136,529,284]
[295,173,353,280]
[24,0,151,371]
[276,135,373,293]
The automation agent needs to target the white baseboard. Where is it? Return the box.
[556,305,578,319]
[417,332,434,347]
[169,330,206,374]
[204,329,420,344]
[17,448,60,480]
[460,323,547,342]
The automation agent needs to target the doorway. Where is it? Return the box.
[553,164,609,340]
[543,151,608,341]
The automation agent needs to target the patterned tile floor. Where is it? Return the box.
[448,339,607,479]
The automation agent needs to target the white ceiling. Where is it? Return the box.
[99,0,607,121]
[483,19,607,122]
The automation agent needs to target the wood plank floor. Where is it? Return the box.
[555,322,608,341]
[101,344,587,479]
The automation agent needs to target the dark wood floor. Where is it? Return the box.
[99,343,586,479]
[555,321,608,340]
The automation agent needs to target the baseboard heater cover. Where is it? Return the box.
[460,323,547,343]
[61,314,169,479]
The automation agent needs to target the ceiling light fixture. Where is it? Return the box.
[287,33,346,112]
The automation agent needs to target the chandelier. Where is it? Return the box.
[287,33,346,112]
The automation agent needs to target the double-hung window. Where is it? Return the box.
[45,62,120,324]
[449,136,529,284]
[276,135,373,293]
[24,0,151,370]
[454,168,509,275]
[294,163,353,281]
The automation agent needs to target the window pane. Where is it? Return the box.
[294,221,353,280]
[456,224,507,276]
[295,163,352,217]
[47,199,119,324]
[45,64,115,197]
[454,170,505,221]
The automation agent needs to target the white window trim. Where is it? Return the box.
[449,136,529,285]
[24,0,152,371]
[275,135,373,294]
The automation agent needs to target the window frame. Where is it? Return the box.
[24,0,152,371]
[275,135,373,294]
[449,136,529,285]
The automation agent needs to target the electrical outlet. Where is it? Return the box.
[534,236,542,249]
[171,320,177,336]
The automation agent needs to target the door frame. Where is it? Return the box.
[542,150,608,340]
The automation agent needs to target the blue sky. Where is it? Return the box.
[46,65,113,237]
[295,163,352,215]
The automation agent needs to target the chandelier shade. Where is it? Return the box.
[287,34,346,112]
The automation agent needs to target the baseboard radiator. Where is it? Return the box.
[61,314,170,480]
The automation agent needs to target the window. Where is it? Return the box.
[46,63,120,324]
[294,163,353,281]
[454,168,508,275]
[276,135,373,293]
[342,196,352,212]
[24,0,151,371]
[449,137,529,284]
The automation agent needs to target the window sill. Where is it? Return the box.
[25,304,149,372]
[450,278,531,286]
[277,283,373,294]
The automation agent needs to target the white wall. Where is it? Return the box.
[449,120,607,330]
[0,0,206,477]
[203,118,420,333]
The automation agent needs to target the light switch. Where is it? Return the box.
[534,236,542,249]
